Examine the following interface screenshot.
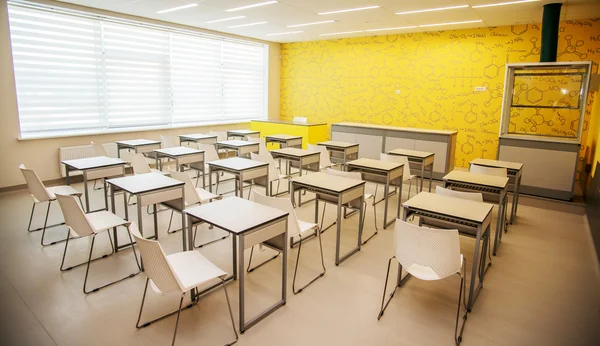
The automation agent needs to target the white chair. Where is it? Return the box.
[130,153,166,175]
[194,143,221,189]
[470,164,507,178]
[249,191,326,294]
[55,194,140,294]
[129,222,237,346]
[247,136,268,155]
[91,141,108,156]
[378,220,467,345]
[324,168,378,244]
[307,144,337,170]
[19,164,83,246]
[158,135,180,170]
[380,153,418,199]
[210,131,233,157]
[250,152,291,197]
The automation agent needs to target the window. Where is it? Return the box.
[8,3,268,138]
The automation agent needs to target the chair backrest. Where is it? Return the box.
[160,135,178,149]
[168,170,201,206]
[198,143,219,162]
[380,153,411,181]
[308,144,332,168]
[251,152,280,182]
[90,141,108,156]
[209,131,228,142]
[435,186,483,203]
[250,191,300,237]
[128,222,181,294]
[56,194,94,237]
[130,153,152,174]
[395,220,462,280]
[470,164,507,178]
[326,167,362,181]
[247,137,268,154]
[19,164,52,202]
[293,117,307,124]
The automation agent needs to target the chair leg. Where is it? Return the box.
[136,279,196,329]
[246,245,280,273]
[60,231,115,271]
[27,202,37,232]
[319,203,338,234]
[455,261,469,345]
[293,229,327,294]
[171,292,186,346]
[192,224,230,248]
[221,278,239,346]
[408,179,413,199]
[40,201,68,246]
[361,200,379,245]
[378,256,401,320]
[167,211,176,234]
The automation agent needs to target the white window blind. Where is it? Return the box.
[8,3,268,138]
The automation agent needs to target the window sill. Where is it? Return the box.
[17,120,256,141]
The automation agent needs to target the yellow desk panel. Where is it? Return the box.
[250,120,328,149]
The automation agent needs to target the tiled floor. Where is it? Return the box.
[0,176,599,346]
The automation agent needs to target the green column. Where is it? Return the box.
[540,3,562,62]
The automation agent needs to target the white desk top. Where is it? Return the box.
[387,148,434,159]
[347,158,403,171]
[443,170,509,189]
[115,139,160,146]
[154,146,204,157]
[227,129,259,135]
[184,197,288,235]
[265,134,303,140]
[208,157,268,171]
[334,122,458,135]
[271,148,319,157]
[470,158,523,171]
[107,173,183,194]
[403,192,493,224]
[179,133,217,140]
[62,156,126,170]
[318,141,359,148]
[217,140,259,147]
[292,172,365,193]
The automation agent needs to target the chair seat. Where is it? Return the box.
[166,251,227,292]
[297,220,318,237]
[196,188,220,203]
[47,185,82,199]
[86,211,129,232]
[405,254,463,281]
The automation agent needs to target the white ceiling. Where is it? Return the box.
[56,0,600,43]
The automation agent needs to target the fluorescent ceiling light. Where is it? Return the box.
[156,3,198,14]
[228,21,268,28]
[287,20,335,28]
[320,30,363,36]
[396,5,469,15]
[419,20,483,27]
[472,0,539,8]
[364,26,417,32]
[318,5,380,15]
[266,31,303,36]
[205,16,246,24]
[226,1,278,12]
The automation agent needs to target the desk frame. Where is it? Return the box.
[318,142,359,164]
[388,150,435,193]
[216,142,259,158]
[116,141,161,158]
[208,162,269,198]
[265,136,303,149]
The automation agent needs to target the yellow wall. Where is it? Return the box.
[0,0,281,189]
[281,19,600,177]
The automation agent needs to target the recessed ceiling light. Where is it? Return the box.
[156,3,198,14]
[287,20,335,28]
[228,21,268,28]
[320,30,364,36]
[419,20,483,27]
[318,5,380,15]
[205,16,246,24]
[364,26,417,32]
[266,31,303,36]
[472,0,539,9]
[396,5,469,15]
[226,1,278,12]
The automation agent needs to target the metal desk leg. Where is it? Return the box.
[110,184,118,250]
[65,166,71,185]
[335,198,342,266]
[208,167,214,193]
[153,204,158,239]
[493,190,506,256]
[467,224,483,312]
[238,235,245,333]
[383,177,391,229]
[137,195,144,238]
[428,162,433,192]
[155,153,159,172]
[357,195,364,247]
[103,176,109,211]
[511,173,521,224]
[396,180,403,220]
[180,192,186,251]
[298,162,303,205]
[83,171,90,213]
[420,162,425,192]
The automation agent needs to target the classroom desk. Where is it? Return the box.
[115,139,161,158]
[290,172,365,265]
[265,134,303,149]
[250,120,328,150]
[216,140,259,158]
[402,192,493,311]
[443,170,509,256]
[227,129,260,140]
[62,156,127,212]
[178,133,218,147]
[207,157,269,198]
[154,146,204,172]
[184,197,288,333]
[270,148,320,205]
[317,141,359,164]
[106,173,186,250]
[346,158,404,229]
[470,158,523,224]
[387,148,435,192]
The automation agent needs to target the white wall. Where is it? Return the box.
[0,0,281,189]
